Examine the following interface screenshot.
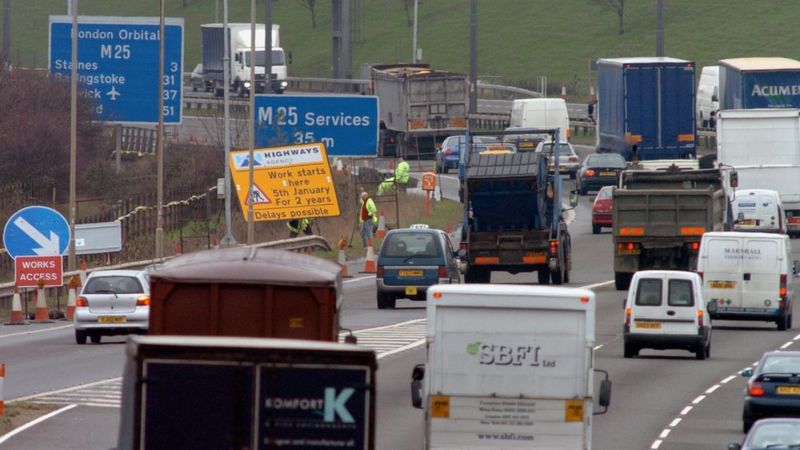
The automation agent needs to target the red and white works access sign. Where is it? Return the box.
[15,256,63,287]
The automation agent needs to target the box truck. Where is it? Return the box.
[117,336,376,450]
[201,23,289,96]
[719,57,800,110]
[411,284,611,449]
[716,108,800,235]
[596,57,696,160]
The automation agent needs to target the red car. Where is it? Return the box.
[592,185,614,234]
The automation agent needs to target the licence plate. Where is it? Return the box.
[709,280,735,289]
[405,287,418,295]
[600,171,616,176]
[777,386,800,395]
[635,322,661,329]
[520,142,534,148]
[399,270,423,277]
[98,316,126,324]
[618,249,641,256]
[739,219,757,225]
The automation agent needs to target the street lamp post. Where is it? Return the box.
[155,0,165,259]
[247,0,256,244]
[68,0,78,272]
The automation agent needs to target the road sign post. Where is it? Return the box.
[253,95,379,157]
[49,15,184,124]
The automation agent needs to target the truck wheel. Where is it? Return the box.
[623,343,637,358]
[614,272,632,291]
[537,269,550,285]
[377,293,396,310]
[551,265,564,285]
[75,330,87,345]
[592,224,601,234]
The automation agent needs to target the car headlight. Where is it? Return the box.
[244,81,251,88]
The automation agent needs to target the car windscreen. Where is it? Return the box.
[381,233,441,258]
[587,154,626,168]
[538,143,575,156]
[761,355,800,374]
[84,276,144,294]
[747,421,800,447]
[635,279,662,306]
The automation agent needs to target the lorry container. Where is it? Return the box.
[410,284,611,449]
[147,247,342,341]
[370,64,468,158]
[118,335,376,450]
[716,108,800,235]
[201,23,288,96]
[612,167,729,290]
[719,57,800,110]
[460,129,575,285]
[596,57,696,160]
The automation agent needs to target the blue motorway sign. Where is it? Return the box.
[3,206,71,259]
[49,16,183,124]
[254,95,378,157]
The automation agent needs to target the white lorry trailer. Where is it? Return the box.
[411,284,611,449]
[201,23,289,96]
[716,109,800,235]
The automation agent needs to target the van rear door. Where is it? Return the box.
[663,278,698,335]
[741,237,781,312]
[701,236,742,311]
[631,276,666,336]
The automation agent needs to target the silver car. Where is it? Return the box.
[74,270,150,344]
[535,141,581,179]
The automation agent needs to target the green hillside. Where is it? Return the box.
[7,1,800,96]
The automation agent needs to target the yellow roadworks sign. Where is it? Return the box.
[229,143,340,222]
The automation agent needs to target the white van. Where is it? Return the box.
[507,98,571,143]
[731,189,785,234]
[623,270,711,360]
[696,65,719,129]
[698,231,795,330]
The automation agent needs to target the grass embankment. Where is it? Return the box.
[0,402,61,437]
[9,1,800,95]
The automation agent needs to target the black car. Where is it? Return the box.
[741,351,800,432]
[576,153,627,195]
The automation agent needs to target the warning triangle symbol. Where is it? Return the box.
[246,184,271,205]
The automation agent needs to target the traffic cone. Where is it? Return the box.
[560,85,567,100]
[65,276,80,321]
[376,212,387,239]
[79,260,87,286]
[361,238,377,273]
[212,237,219,249]
[33,283,52,323]
[6,286,27,325]
[175,243,182,255]
[337,240,352,278]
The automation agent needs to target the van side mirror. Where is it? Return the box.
[729,170,738,188]
[706,300,718,315]
[411,364,425,409]
[740,368,753,378]
[594,369,611,414]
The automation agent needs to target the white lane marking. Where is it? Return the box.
[794,333,800,341]
[0,403,77,444]
[0,324,74,339]
[581,280,614,290]
[651,439,662,449]
[11,377,122,402]
[343,275,374,285]
[659,429,671,439]
[349,318,425,335]
[781,341,793,350]
[705,385,720,394]
[593,345,604,350]
[721,375,736,384]
[669,418,682,427]
[377,338,426,359]
[680,406,693,415]
[691,395,706,405]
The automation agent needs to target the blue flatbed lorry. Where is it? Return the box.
[596,57,696,161]
[719,57,800,109]
[459,129,575,285]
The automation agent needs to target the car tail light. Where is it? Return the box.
[697,309,704,327]
[688,241,700,252]
[569,156,578,162]
[585,169,596,177]
[76,296,88,307]
[136,295,150,306]
[549,239,559,257]
[617,242,637,251]
[625,307,631,326]
[376,266,384,277]
[443,148,453,156]
[748,381,765,397]
[780,274,788,298]
[438,266,448,278]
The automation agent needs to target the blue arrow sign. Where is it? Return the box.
[49,15,184,124]
[254,95,378,157]
[3,206,71,259]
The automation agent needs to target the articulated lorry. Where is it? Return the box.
[596,57,696,160]
[201,23,289,96]
[118,336,376,450]
[411,284,611,449]
[369,64,468,158]
[612,166,729,290]
[716,108,800,236]
[460,129,575,285]
[719,57,800,110]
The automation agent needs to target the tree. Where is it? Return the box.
[591,0,625,35]
[296,0,317,29]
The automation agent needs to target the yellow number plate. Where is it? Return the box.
[98,316,127,324]
[709,280,735,289]
[519,142,535,148]
[777,386,800,395]
[618,249,641,256]
[399,270,423,277]
[739,219,757,225]
[600,171,616,176]
[635,322,661,329]
[405,287,418,296]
